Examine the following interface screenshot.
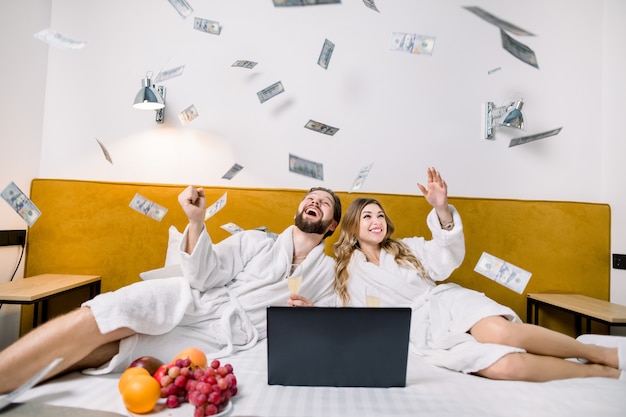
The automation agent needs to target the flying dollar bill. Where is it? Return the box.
[304,119,339,136]
[289,154,324,181]
[350,163,374,192]
[168,0,193,18]
[154,65,185,83]
[205,192,228,220]
[1,182,42,227]
[95,138,113,164]
[222,163,244,180]
[500,29,539,69]
[257,81,285,104]
[362,0,379,12]
[273,0,341,6]
[178,104,199,125]
[463,6,534,36]
[317,39,335,69]
[129,193,168,222]
[231,60,258,69]
[474,252,532,294]
[221,222,244,234]
[509,127,562,148]
[33,28,86,50]
[194,17,221,35]
[389,32,436,55]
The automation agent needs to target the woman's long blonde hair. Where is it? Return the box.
[333,198,430,306]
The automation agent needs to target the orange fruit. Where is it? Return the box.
[118,367,151,393]
[120,374,161,414]
[172,347,207,369]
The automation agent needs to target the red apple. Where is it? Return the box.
[153,363,169,385]
[128,355,164,376]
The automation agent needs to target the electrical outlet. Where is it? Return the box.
[613,254,626,270]
[0,230,26,247]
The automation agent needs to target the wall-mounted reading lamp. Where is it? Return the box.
[484,98,525,140]
[133,72,165,123]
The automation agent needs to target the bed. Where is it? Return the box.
[7,338,626,417]
[3,178,623,416]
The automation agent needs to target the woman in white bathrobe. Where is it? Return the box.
[333,167,624,382]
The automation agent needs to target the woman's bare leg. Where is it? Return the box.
[0,307,135,394]
[470,316,619,368]
[475,351,620,382]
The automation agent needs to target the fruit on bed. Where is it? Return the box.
[172,347,208,369]
[118,367,161,414]
[128,355,164,376]
[158,355,238,416]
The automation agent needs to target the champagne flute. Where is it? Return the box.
[365,285,381,307]
[288,263,303,295]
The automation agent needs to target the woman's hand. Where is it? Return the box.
[417,167,448,210]
[417,167,453,225]
[287,294,314,307]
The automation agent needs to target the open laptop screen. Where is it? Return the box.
[266,306,412,387]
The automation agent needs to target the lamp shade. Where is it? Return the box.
[133,76,164,110]
[499,100,524,130]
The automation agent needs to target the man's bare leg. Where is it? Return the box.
[0,307,135,394]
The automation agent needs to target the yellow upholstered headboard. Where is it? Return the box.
[22,178,611,336]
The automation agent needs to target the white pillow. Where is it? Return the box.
[165,225,184,267]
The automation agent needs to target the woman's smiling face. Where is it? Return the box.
[358,203,387,247]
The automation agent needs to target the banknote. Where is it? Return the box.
[463,6,534,36]
[273,0,341,6]
[154,65,185,83]
[222,163,243,180]
[362,0,379,12]
[33,28,86,50]
[221,222,244,234]
[474,252,532,294]
[289,154,324,181]
[231,60,258,69]
[389,32,436,55]
[350,163,374,192]
[205,192,228,220]
[317,39,335,69]
[95,138,113,164]
[129,193,168,222]
[168,0,193,18]
[501,29,539,69]
[257,81,285,104]
[1,182,42,227]
[194,17,221,35]
[304,119,339,136]
[509,127,562,148]
[178,104,199,125]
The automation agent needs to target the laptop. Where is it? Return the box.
[266,306,412,387]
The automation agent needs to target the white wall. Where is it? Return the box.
[0,0,50,349]
[1,0,625,345]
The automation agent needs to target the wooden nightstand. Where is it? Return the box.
[527,293,626,336]
[0,274,101,328]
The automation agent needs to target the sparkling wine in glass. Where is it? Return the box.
[288,263,303,295]
[365,285,381,307]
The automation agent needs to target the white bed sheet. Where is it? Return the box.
[10,339,626,417]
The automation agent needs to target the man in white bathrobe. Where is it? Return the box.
[0,185,342,393]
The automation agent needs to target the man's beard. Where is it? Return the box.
[294,211,333,235]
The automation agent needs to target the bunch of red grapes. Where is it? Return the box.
[156,358,237,417]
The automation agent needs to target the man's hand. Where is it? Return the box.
[178,185,206,225]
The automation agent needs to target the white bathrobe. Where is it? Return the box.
[344,206,524,374]
[83,225,335,374]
